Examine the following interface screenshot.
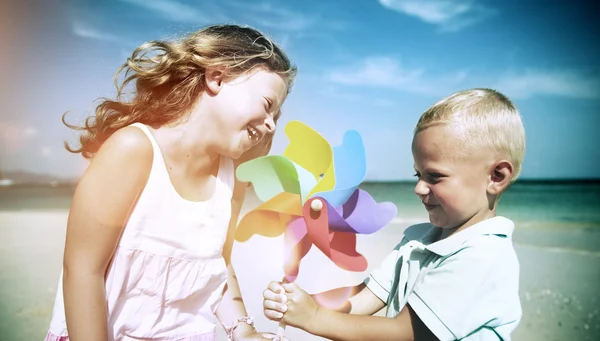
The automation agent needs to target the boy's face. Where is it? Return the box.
[412,125,492,230]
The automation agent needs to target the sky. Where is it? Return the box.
[1,0,599,181]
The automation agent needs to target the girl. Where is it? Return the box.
[45,24,296,341]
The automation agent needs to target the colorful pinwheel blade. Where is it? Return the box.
[283,217,313,282]
[235,192,303,242]
[283,121,335,198]
[311,130,366,207]
[324,189,398,234]
[301,197,369,272]
[329,232,368,272]
[236,155,319,203]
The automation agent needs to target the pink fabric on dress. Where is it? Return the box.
[44,123,233,341]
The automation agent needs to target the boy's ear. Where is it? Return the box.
[205,68,225,95]
[488,160,514,195]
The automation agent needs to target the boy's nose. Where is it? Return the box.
[414,179,430,197]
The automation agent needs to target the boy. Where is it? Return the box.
[262,88,525,340]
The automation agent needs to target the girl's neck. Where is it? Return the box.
[153,121,220,177]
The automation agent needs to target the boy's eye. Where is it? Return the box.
[414,171,443,183]
[426,173,443,183]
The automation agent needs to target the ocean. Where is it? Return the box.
[1,181,599,341]
[1,180,599,226]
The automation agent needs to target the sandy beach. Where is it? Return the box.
[1,208,599,341]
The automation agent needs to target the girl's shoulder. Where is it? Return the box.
[88,125,155,178]
[101,125,154,158]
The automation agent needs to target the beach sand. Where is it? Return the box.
[1,209,599,341]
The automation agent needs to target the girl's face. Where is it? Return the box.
[205,67,288,159]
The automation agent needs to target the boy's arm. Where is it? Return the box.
[312,304,437,341]
[312,282,385,315]
[264,239,404,320]
[280,282,438,341]
[264,281,385,319]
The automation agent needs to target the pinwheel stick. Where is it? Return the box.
[276,198,323,338]
[276,283,288,338]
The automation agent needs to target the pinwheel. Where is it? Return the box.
[235,120,397,282]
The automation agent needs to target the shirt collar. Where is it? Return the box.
[424,216,514,257]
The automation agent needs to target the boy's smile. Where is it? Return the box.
[412,125,494,232]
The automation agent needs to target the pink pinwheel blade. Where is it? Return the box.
[329,232,367,272]
[283,217,312,282]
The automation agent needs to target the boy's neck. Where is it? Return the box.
[439,210,497,240]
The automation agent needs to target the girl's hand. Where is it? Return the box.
[262,280,288,321]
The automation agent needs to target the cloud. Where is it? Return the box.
[71,20,119,41]
[0,122,38,155]
[41,146,53,157]
[492,70,600,99]
[118,0,335,33]
[327,57,464,96]
[378,0,496,32]
[327,57,600,100]
[228,1,316,32]
[118,0,213,24]
[322,84,399,107]
[329,57,423,88]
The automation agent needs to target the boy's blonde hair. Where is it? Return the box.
[415,88,526,183]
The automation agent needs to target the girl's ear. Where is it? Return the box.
[205,68,225,95]
[488,160,514,195]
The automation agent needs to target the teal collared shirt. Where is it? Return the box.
[365,216,522,341]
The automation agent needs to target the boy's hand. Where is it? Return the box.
[263,280,319,331]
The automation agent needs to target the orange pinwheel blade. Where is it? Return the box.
[235,192,303,242]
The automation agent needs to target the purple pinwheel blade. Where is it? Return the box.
[322,189,397,234]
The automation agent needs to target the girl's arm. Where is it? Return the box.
[62,127,153,341]
[215,139,274,340]
[215,177,257,340]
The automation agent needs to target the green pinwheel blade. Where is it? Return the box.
[236,155,317,203]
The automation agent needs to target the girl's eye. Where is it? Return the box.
[264,98,273,111]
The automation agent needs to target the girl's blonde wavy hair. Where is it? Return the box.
[63,24,297,159]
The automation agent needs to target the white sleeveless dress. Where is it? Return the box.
[46,123,234,341]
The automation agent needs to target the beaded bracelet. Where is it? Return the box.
[225,316,256,341]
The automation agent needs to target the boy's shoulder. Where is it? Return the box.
[392,222,438,251]
[404,222,436,241]
[399,217,517,259]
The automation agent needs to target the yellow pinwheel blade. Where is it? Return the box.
[282,120,335,199]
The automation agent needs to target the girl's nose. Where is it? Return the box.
[265,116,276,134]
